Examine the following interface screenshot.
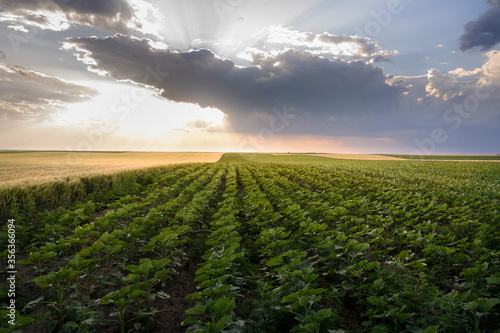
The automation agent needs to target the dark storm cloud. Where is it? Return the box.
[65,34,403,133]
[0,0,137,33]
[459,0,500,51]
[0,63,98,120]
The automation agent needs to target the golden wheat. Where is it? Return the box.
[0,152,223,188]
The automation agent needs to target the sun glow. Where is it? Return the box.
[120,101,227,139]
[153,1,322,60]
[128,0,164,38]
[56,81,227,139]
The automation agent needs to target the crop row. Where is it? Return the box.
[1,156,499,332]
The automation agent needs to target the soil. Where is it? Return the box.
[93,207,113,218]
[15,255,48,333]
[151,260,199,333]
[342,297,362,332]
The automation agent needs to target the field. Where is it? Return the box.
[1,153,499,332]
[0,152,223,188]
[381,154,500,161]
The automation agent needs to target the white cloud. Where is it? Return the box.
[478,49,500,86]
[7,25,29,33]
[237,25,397,63]
[426,69,461,100]
[449,67,483,78]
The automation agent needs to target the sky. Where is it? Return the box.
[0,0,499,154]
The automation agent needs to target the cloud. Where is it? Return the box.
[238,25,397,63]
[0,63,98,121]
[65,34,403,134]
[459,0,500,51]
[478,49,500,86]
[0,0,162,35]
[448,67,483,78]
[396,52,500,104]
[62,33,499,150]
[7,25,29,33]
[426,69,462,100]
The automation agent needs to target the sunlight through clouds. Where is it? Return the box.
[56,80,228,141]
[237,25,397,63]
[128,0,164,38]
[119,102,227,138]
[151,0,323,58]
[1,0,499,153]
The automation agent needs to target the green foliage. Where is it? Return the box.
[7,155,500,332]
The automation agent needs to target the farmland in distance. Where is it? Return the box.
[0,151,223,188]
[0,153,499,332]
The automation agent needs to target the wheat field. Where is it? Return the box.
[0,151,223,188]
